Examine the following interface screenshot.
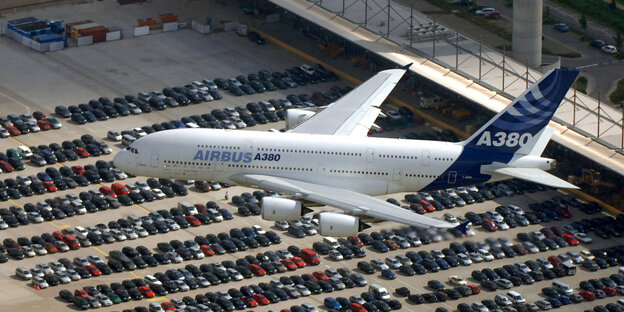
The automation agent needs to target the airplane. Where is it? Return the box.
[113,65,579,237]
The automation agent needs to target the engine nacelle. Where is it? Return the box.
[317,212,370,237]
[261,197,312,221]
[286,109,316,129]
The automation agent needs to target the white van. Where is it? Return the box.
[323,237,340,249]
[178,201,197,215]
[18,146,33,158]
[552,280,573,295]
[507,290,526,304]
[369,283,390,300]
[121,134,136,146]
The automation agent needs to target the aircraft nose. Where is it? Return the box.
[113,149,135,172]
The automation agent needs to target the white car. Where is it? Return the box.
[75,226,89,239]
[15,267,32,280]
[111,168,127,180]
[252,225,266,235]
[329,250,343,261]
[472,301,489,312]
[201,79,218,90]
[151,188,166,199]
[468,252,484,263]
[56,272,71,284]
[275,221,289,230]
[35,263,54,275]
[66,269,81,281]
[209,181,222,190]
[495,294,512,306]
[107,130,122,141]
[197,91,214,101]
[122,228,138,239]
[371,259,389,270]
[567,251,584,263]
[457,253,472,265]
[385,257,402,269]
[32,276,49,289]
[135,181,150,191]
[602,45,618,54]
[575,233,593,244]
[32,244,47,255]
[445,188,457,197]
[449,275,467,285]
[475,7,495,15]
[167,219,180,231]
[536,257,554,269]
[443,213,459,225]
[87,255,104,264]
[300,64,315,75]
[296,284,311,296]
[231,117,247,128]
[495,220,509,230]
[515,262,531,273]
[224,107,239,117]
[580,249,595,260]
[144,274,163,286]
[478,249,495,261]
[192,81,209,91]
[185,122,199,128]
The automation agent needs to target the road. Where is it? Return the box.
[477,0,624,106]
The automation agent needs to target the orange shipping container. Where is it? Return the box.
[71,22,99,40]
[158,13,178,23]
[137,17,158,26]
[66,20,93,34]
[78,26,108,43]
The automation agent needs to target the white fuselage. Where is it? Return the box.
[114,128,466,195]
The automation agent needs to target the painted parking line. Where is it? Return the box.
[148,296,167,302]
[134,204,150,213]
[8,199,23,208]
[90,246,108,257]
[129,271,141,279]
[8,136,28,146]
[47,221,70,229]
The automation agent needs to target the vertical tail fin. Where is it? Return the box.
[461,69,578,156]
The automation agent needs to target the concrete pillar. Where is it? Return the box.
[512,0,543,68]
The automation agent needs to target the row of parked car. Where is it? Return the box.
[59,245,326,310]
[0,111,62,138]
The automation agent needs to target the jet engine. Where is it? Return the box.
[286,109,316,129]
[317,212,371,237]
[260,197,312,221]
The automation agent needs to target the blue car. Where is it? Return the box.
[170,120,186,128]
[324,297,341,309]
[435,258,450,270]
[381,269,396,280]
[558,295,571,305]
[218,208,233,220]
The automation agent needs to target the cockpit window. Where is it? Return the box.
[125,147,139,154]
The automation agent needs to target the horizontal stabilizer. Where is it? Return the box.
[490,167,578,189]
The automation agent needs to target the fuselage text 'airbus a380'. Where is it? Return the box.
[114,65,579,237]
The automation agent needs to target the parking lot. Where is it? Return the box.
[0,1,624,312]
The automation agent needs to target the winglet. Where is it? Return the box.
[455,221,472,235]
[401,63,413,70]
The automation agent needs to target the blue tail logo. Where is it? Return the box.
[455,221,471,235]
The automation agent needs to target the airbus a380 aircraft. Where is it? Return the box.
[114,65,579,237]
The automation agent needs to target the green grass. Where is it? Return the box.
[455,12,512,41]
[542,47,582,58]
[550,0,624,35]
[609,78,624,103]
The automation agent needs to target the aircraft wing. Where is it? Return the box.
[487,167,579,189]
[230,173,455,229]
[288,66,410,136]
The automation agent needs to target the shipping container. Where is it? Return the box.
[8,17,37,27]
[65,20,93,34]
[70,22,99,40]
[137,17,159,27]
[117,0,146,4]
[158,13,178,23]
[78,26,108,43]
[36,34,65,43]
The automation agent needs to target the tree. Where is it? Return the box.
[611,0,617,10]
[579,14,587,31]
[614,32,624,59]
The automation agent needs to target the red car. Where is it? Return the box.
[410,203,426,214]
[252,293,270,305]
[0,161,14,172]
[74,289,88,298]
[138,286,155,298]
[469,285,481,294]
[84,264,101,276]
[420,200,435,212]
[555,205,572,218]
[111,183,130,195]
[384,239,399,250]
[43,180,57,192]
[33,111,47,121]
[512,244,528,255]
[243,297,258,307]
[200,245,214,256]
[52,231,64,240]
[481,219,498,232]
[161,302,176,311]
[6,125,20,136]
[349,236,363,246]
[350,302,368,312]
[185,215,201,227]
[74,147,89,158]
[195,204,208,214]
[484,11,501,19]
[301,273,318,283]
[562,233,580,245]
[603,286,617,296]
[99,186,116,198]
[281,259,297,271]
[43,242,58,253]
[540,228,556,238]
[579,290,596,301]
[292,256,306,268]
[313,271,329,280]
[37,120,51,130]
[71,165,85,175]
[547,255,562,267]
[248,264,266,276]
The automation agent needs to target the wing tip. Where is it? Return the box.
[401,63,413,70]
